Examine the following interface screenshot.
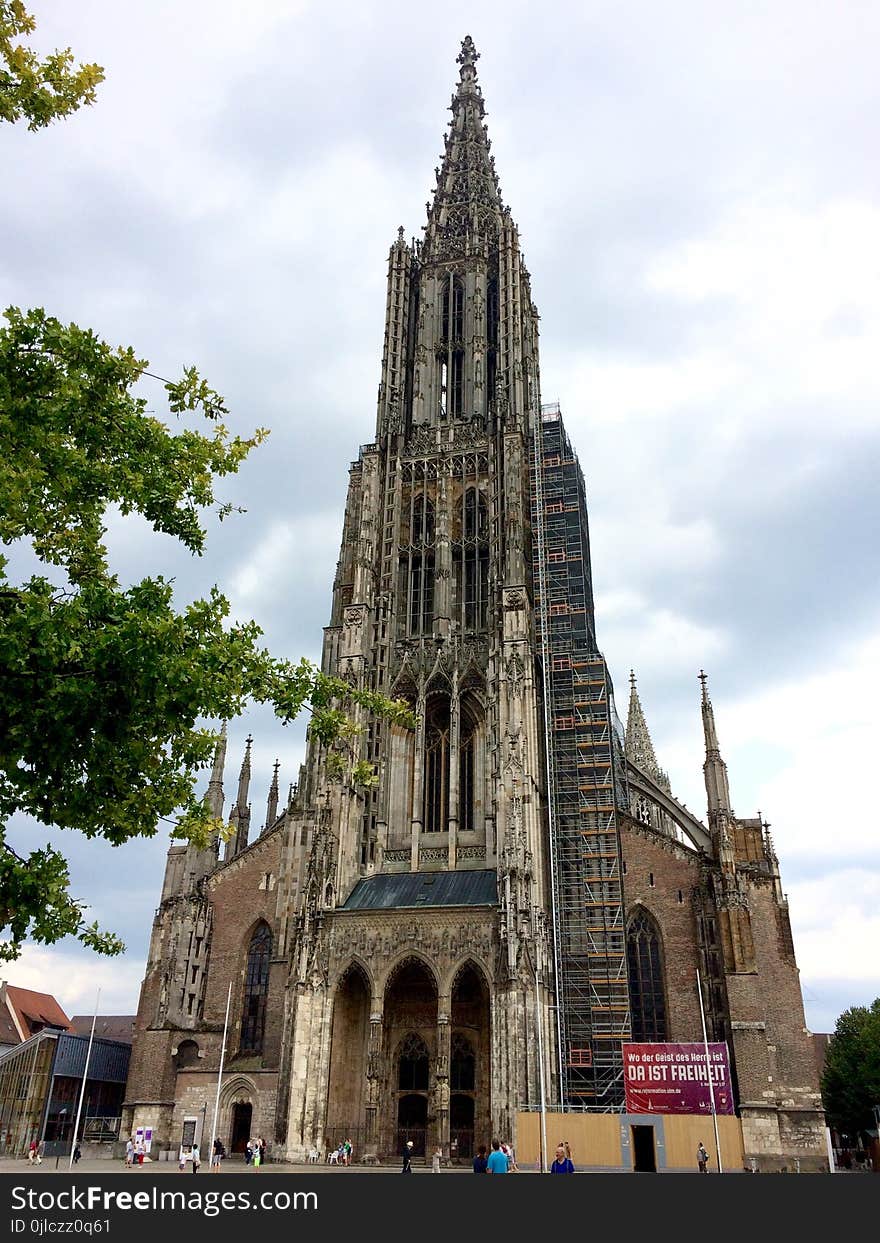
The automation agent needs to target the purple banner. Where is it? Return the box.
[623,1043,734,1115]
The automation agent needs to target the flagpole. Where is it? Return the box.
[209,982,232,1165]
[69,987,100,1168]
[535,968,548,1173]
[696,968,723,1173]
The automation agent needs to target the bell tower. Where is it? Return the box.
[281,36,556,1161]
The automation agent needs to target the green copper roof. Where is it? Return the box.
[342,869,498,911]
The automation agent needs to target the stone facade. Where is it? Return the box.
[123,37,826,1171]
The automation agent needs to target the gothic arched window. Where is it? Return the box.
[438,276,466,418]
[626,910,667,1042]
[398,1032,430,1091]
[441,276,465,342]
[406,493,435,636]
[457,488,489,631]
[487,278,499,348]
[424,698,451,833]
[411,495,435,546]
[240,922,272,1054]
[459,706,477,833]
[450,1033,476,1091]
[452,278,464,339]
[450,350,464,416]
[486,277,499,415]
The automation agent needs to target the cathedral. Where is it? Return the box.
[123,38,827,1171]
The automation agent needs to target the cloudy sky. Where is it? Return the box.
[3,0,878,1034]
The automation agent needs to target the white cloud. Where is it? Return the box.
[8,945,144,1019]
[600,590,728,680]
[644,198,880,433]
[228,512,341,617]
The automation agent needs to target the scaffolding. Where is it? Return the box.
[530,402,632,1110]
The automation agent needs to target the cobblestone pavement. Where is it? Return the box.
[0,1157,481,1175]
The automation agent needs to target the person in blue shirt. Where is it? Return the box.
[550,1142,575,1173]
[472,1145,488,1173]
[486,1139,509,1173]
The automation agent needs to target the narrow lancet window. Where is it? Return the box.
[240,922,272,1054]
[424,697,451,833]
[626,910,667,1042]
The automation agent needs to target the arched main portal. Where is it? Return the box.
[230,1102,252,1155]
[382,959,438,1159]
[325,963,370,1155]
[450,962,491,1157]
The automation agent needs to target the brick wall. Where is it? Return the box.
[620,820,704,1039]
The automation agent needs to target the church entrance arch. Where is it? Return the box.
[450,1093,475,1158]
[450,961,490,1153]
[230,1103,252,1154]
[396,1094,428,1157]
[325,963,370,1151]
[382,958,438,1160]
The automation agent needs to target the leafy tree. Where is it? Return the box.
[0,308,411,961]
[0,1,103,130]
[0,9,412,962]
[821,998,880,1139]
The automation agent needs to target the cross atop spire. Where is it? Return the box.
[457,34,480,72]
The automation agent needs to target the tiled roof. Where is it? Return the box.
[342,869,498,911]
[6,986,72,1039]
[69,1016,136,1044]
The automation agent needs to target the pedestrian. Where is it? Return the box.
[136,1139,145,1165]
[473,1145,488,1173]
[697,1141,709,1174]
[211,1137,224,1171]
[487,1139,509,1174]
[125,1137,134,1168]
[28,1139,37,1163]
[252,1138,261,1170]
[401,1139,414,1173]
[191,1142,201,1173]
[432,1145,442,1173]
[343,1137,352,1166]
[37,1139,45,1163]
[178,1145,188,1172]
[501,1141,518,1172]
[551,1142,574,1174]
[258,1136,266,1165]
[245,1139,253,1165]
[72,1144,81,1166]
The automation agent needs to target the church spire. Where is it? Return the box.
[205,721,227,820]
[700,670,733,827]
[424,35,504,260]
[625,671,670,792]
[264,759,280,833]
[228,734,253,858]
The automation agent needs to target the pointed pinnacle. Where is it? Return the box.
[457,35,480,73]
